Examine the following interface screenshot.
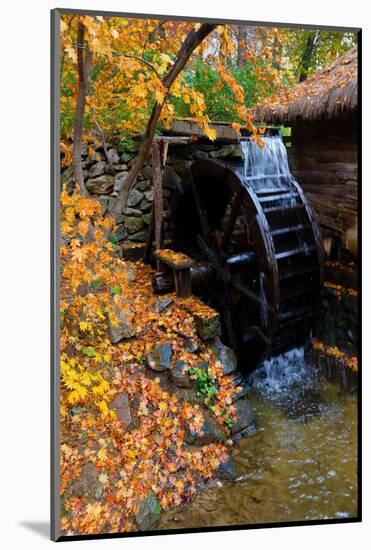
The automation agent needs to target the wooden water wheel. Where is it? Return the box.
[155,151,324,372]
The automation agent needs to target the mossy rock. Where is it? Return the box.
[136,491,161,531]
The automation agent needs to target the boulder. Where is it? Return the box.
[127,230,147,243]
[230,400,255,436]
[138,199,152,213]
[136,180,151,192]
[136,491,161,531]
[184,409,226,446]
[108,297,137,343]
[209,338,237,375]
[155,298,173,312]
[110,392,137,431]
[232,380,250,401]
[194,313,221,341]
[111,245,124,258]
[185,340,200,354]
[114,227,127,242]
[98,196,109,215]
[141,164,153,180]
[114,163,128,172]
[216,455,238,480]
[85,152,100,168]
[119,152,132,163]
[193,149,209,160]
[141,212,152,225]
[125,216,144,235]
[124,207,143,217]
[107,148,120,164]
[66,462,103,500]
[88,160,106,178]
[171,360,191,388]
[210,144,241,158]
[114,173,128,192]
[127,188,144,207]
[146,343,173,372]
[144,190,154,202]
[86,175,114,195]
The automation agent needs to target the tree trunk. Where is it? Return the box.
[72,21,92,196]
[298,32,318,82]
[237,26,246,66]
[110,23,217,220]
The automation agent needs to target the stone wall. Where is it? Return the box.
[61,139,243,247]
[61,127,358,260]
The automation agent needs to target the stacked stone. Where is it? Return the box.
[60,140,243,246]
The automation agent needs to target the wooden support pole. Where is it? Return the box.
[152,141,163,270]
[143,204,155,263]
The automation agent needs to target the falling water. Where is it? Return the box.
[248,347,320,420]
[239,134,301,329]
[240,135,292,192]
[259,272,268,328]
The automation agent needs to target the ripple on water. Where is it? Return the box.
[159,349,358,530]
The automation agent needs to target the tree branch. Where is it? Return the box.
[112,52,161,79]
[110,23,217,220]
[72,20,92,196]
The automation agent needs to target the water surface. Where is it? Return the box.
[159,349,358,529]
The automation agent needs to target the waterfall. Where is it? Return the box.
[239,134,298,334]
[249,347,317,405]
[239,135,292,192]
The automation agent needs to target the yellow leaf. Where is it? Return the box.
[97,447,107,461]
[204,127,217,141]
[79,321,89,332]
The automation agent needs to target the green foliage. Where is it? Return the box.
[110,285,121,295]
[171,57,286,123]
[189,366,218,407]
[82,346,96,357]
[285,29,357,80]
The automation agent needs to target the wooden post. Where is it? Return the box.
[143,136,194,265]
[152,141,163,270]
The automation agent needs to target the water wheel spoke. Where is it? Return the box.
[188,168,210,242]
[231,279,271,310]
[221,190,243,253]
[196,234,231,284]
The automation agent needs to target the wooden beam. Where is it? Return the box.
[152,141,163,265]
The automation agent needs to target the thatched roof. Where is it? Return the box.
[254,47,358,123]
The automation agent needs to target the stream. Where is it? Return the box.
[159,348,358,529]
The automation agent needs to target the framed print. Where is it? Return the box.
[51,8,361,541]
